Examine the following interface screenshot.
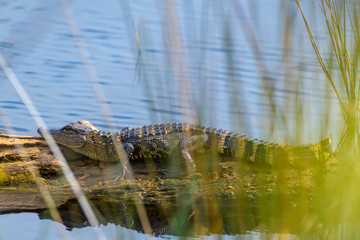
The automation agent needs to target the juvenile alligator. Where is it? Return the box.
[38,120,333,169]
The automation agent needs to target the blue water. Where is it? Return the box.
[0,0,342,239]
[0,0,339,139]
[0,213,297,240]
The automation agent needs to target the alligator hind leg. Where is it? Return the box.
[180,134,208,173]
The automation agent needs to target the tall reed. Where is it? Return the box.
[296,0,360,238]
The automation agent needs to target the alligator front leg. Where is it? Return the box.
[111,142,134,179]
[179,134,208,173]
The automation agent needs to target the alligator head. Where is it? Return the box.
[37,120,99,150]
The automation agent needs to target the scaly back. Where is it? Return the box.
[114,123,333,167]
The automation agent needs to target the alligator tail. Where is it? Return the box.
[212,130,333,167]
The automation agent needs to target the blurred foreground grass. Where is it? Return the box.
[295,0,360,238]
[123,0,360,238]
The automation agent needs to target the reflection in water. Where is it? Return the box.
[35,163,360,238]
[38,187,272,236]
[32,158,337,237]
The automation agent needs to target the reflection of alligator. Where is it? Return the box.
[38,120,333,169]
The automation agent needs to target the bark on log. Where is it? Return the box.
[0,133,61,186]
[0,132,99,212]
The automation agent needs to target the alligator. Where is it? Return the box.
[38,120,334,171]
[38,120,333,171]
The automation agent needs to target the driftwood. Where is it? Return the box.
[0,133,60,184]
[0,132,340,234]
[0,133,69,212]
[0,132,202,213]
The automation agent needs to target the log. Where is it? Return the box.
[0,132,104,212]
[0,132,339,235]
[0,133,61,186]
[0,132,200,213]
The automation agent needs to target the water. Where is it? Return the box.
[0,0,339,139]
[0,213,298,240]
[0,0,343,239]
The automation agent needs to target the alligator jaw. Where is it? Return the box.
[37,126,85,149]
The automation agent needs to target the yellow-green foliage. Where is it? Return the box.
[294,0,360,238]
[297,0,360,151]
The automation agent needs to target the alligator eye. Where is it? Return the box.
[61,126,76,133]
